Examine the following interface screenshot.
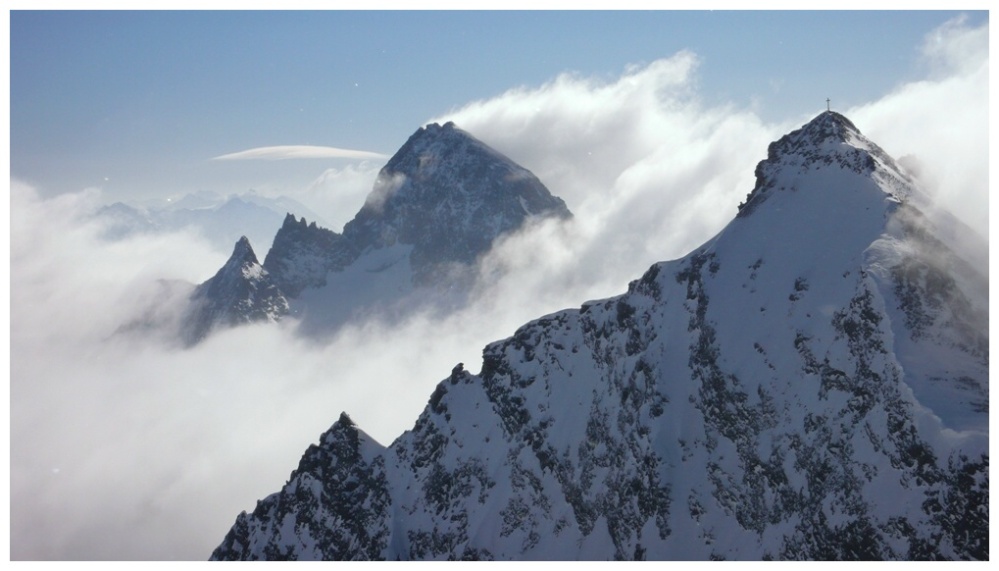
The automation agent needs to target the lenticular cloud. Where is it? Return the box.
[214,145,389,161]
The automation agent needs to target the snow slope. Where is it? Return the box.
[211,112,987,560]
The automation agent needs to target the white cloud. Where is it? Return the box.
[8,17,988,561]
[9,181,488,559]
[213,145,389,161]
[918,13,989,78]
[848,16,989,239]
[279,162,385,231]
[430,52,778,300]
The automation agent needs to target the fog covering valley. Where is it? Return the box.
[9,19,988,560]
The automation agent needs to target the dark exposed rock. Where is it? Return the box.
[181,236,288,345]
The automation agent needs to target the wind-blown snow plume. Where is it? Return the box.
[435,17,987,308]
[851,15,988,241]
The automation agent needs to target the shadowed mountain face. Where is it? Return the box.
[181,237,288,346]
[184,122,572,342]
[211,112,987,561]
[342,121,571,285]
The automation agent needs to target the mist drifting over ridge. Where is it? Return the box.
[8,16,988,560]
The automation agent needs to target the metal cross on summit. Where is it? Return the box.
[826,98,830,111]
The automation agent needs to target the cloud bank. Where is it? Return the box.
[9,17,988,561]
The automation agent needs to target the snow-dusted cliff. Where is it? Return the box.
[211,112,987,560]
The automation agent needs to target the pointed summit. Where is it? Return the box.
[230,235,258,266]
[212,408,391,561]
[343,121,571,284]
[379,121,490,182]
[357,121,571,223]
[796,110,861,144]
[263,214,346,298]
[181,236,289,345]
[738,111,910,217]
[209,236,262,284]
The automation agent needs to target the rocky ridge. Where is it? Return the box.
[210,112,988,560]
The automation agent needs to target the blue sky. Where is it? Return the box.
[9,9,988,201]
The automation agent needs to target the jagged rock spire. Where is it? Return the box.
[262,214,346,298]
[228,235,258,266]
[181,236,289,345]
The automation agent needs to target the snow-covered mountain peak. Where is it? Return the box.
[738,111,911,219]
[181,236,288,345]
[230,235,257,264]
[358,121,569,218]
[381,121,473,177]
[317,412,384,454]
[207,235,264,286]
[262,214,347,299]
[793,110,859,143]
[342,121,571,284]
[211,111,987,561]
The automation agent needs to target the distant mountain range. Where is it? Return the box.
[210,112,988,561]
[96,191,330,255]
